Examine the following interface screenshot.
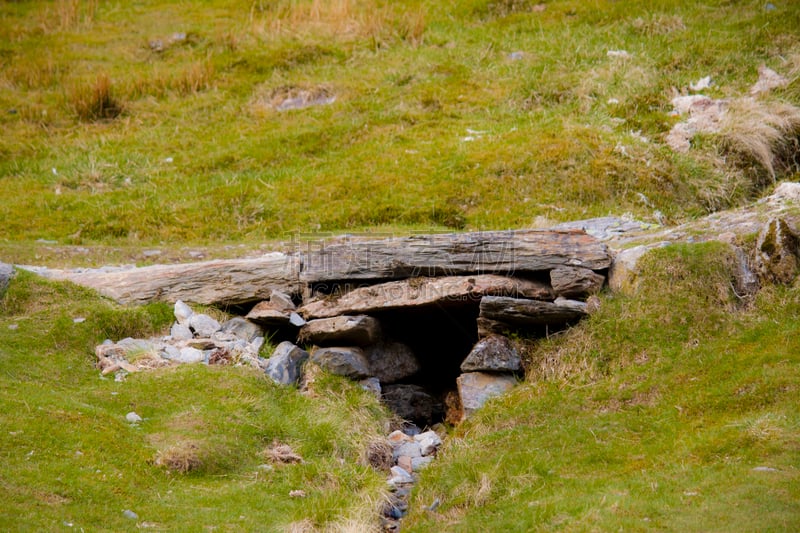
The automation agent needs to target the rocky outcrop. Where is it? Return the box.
[754,217,800,284]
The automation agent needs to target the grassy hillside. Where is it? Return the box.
[0,271,392,531]
[2,1,800,531]
[2,0,799,264]
[404,243,800,531]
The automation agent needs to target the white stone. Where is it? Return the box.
[414,431,442,456]
[170,323,193,340]
[188,313,221,337]
[393,441,422,461]
[175,347,204,364]
[389,466,414,484]
[125,412,142,423]
[174,300,193,325]
[411,456,434,471]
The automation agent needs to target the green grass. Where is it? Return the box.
[2,1,800,531]
[2,0,799,263]
[403,243,800,531]
[0,271,391,531]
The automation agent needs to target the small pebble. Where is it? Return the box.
[123,509,138,520]
[73,317,86,324]
[126,412,142,423]
[289,489,306,498]
[8,324,18,330]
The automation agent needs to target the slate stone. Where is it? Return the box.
[310,346,371,379]
[170,323,193,341]
[265,341,309,385]
[299,315,382,346]
[219,317,263,343]
[460,335,521,373]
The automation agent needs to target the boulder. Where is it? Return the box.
[219,317,263,343]
[754,217,800,285]
[460,335,521,373]
[268,290,296,312]
[366,341,420,384]
[456,372,517,420]
[382,384,444,426]
[549,266,605,298]
[265,341,309,385]
[174,347,205,364]
[477,296,587,336]
[299,315,382,346]
[310,347,371,379]
[0,262,14,297]
[359,377,382,399]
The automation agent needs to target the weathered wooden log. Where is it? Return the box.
[301,229,611,283]
[27,254,301,306]
[479,295,586,329]
[299,275,553,319]
[549,266,605,298]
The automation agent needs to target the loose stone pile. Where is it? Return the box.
[380,428,443,531]
[95,300,268,379]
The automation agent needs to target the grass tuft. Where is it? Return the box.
[719,97,800,184]
[154,440,204,473]
[67,73,123,121]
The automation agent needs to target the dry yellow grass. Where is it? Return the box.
[720,97,800,182]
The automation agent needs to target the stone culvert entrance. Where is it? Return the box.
[47,229,613,426]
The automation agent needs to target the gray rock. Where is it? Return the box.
[161,345,181,360]
[123,509,138,520]
[117,337,156,355]
[460,335,521,373]
[269,290,296,312]
[219,317,263,343]
[188,313,221,337]
[554,297,588,313]
[289,312,306,327]
[299,315,382,346]
[457,372,517,420]
[754,217,800,285]
[310,347,371,379]
[0,262,14,297]
[553,216,654,241]
[175,347,205,363]
[732,246,759,297]
[125,412,142,423]
[393,441,422,461]
[170,323,193,341]
[245,302,292,327]
[411,456,434,471]
[413,431,442,456]
[388,465,414,485]
[382,384,443,426]
[174,300,193,325]
[366,341,420,384]
[265,341,309,385]
[359,377,382,398]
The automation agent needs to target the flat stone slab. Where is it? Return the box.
[298,315,382,346]
[300,275,554,319]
